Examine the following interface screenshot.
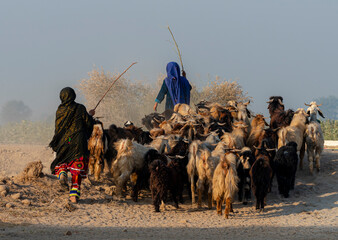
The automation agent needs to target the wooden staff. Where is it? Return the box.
[167,26,184,72]
[93,62,137,111]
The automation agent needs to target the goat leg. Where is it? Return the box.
[315,152,320,172]
[94,157,102,181]
[225,198,231,219]
[216,197,222,215]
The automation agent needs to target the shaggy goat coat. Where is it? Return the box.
[273,142,298,198]
[88,123,105,181]
[250,148,273,211]
[305,122,324,173]
[112,139,154,197]
[212,152,239,218]
[237,147,255,204]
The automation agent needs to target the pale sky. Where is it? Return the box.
[1,0,337,121]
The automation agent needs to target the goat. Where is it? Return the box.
[236,101,251,133]
[246,114,269,151]
[267,96,294,129]
[112,139,154,198]
[187,141,217,208]
[88,122,105,181]
[277,108,308,166]
[131,149,168,202]
[142,113,165,130]
[250,141,274,211]
[304,102,325,174]
[174,103,195,116]
[149,159,171,212]
[231,121,249,149]
[237,147,256,204]
[212,152,239,218]
[272,142,298,198]
[305,122,324,174]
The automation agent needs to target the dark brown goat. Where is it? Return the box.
[267,96,294,129]
[250,141,274,211]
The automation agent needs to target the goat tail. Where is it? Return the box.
[187,141,198,178]
[224,157,239,199]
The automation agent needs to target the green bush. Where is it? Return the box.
[0,120,54,145]
[320,119,338,140]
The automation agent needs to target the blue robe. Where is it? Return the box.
[155,62,191,110]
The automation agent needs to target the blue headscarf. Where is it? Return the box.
[164,62,191,106]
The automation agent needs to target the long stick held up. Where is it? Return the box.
[167,26,184,72]
[93,62,137,111]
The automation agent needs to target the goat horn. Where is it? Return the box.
[267,148,277,151]
[266,99,273,103]
[317,103,322,107]
[175,155,185,159]
[304,103,311,106]
[217,122,226,126]
[278,99,284,106]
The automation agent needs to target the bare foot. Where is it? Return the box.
[69,196,78,204]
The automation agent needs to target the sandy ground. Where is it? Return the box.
[0,144,337,240]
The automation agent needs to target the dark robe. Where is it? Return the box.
[49,87,94,173]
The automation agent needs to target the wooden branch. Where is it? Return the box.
[167,26,184,72]
[93,62,137,111]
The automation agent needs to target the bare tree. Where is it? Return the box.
[78,69,250,127]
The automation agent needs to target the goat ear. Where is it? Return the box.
[318,110,325,118]
[246,109,251,118]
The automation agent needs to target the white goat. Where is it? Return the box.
[304,102,325,174]
[277,108,308,164]
[221,121,248,149]
[112,139,154,197]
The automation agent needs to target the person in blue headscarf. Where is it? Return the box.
[154,62,192,111]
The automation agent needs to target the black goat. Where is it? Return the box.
[131,149,167,202]
[272,142,298,198]
[149,159,180,212]
[250,142,274,211]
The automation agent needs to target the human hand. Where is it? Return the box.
[89,109,95,116]
[182,70,186,77]
[153,103,158,112]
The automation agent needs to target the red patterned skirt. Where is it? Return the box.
[54,156,88,198]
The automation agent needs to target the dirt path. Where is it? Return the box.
[0,144,337,239]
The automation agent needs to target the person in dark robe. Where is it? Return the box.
[153,62,192,111]
[49,87,95,203]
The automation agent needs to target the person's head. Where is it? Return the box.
[166,62,180,79]
[59,87,76,105]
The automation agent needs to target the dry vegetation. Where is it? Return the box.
[78,68,249,127]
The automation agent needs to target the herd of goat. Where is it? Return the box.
[87,96,325,218]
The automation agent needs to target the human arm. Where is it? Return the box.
[154,81,168,111]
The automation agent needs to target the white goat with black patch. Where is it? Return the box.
[304,102,325,174]
[112,139,154,198]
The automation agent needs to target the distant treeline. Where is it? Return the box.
[0,118,337,145]
[320,119,338,140]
